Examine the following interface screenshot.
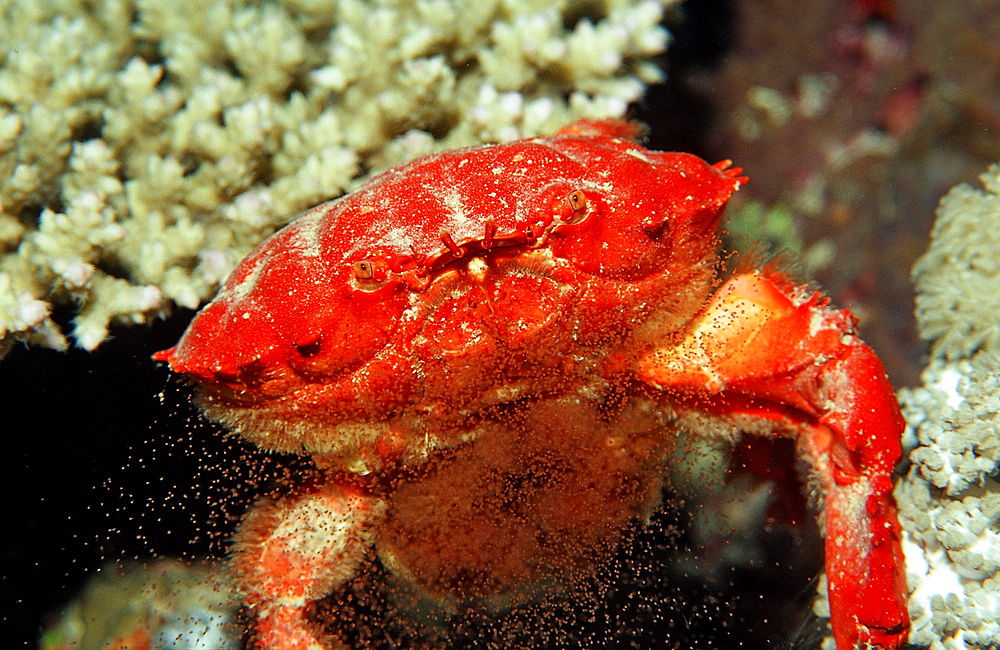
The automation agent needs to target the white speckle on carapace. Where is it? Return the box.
[440,186,466,222]
[625,148,653,164]
[430,184,482,240]
[222,253,269,308]
[593,180,616,194]
[289,207,327,258]
[371,226,418,251]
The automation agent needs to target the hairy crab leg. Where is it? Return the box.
[637,270,908,650]
[231,481,387,650]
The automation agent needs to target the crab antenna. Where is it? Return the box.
[482,219,496,250]
[440,230,464,257]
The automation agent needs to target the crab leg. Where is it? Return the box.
[231,480,386,650]
[637,270,908,650]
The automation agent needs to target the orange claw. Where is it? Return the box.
[637,270,908,650]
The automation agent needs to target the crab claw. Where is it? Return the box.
[637,270,908,650]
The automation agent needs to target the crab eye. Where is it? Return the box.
[555,189,590,225]
[566,189,588,212]
[350,258,391,292]
[353,260,376,280]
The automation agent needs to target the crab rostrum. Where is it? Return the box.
[155,120,908,650]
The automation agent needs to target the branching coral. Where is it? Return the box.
[0,0,676,356]
[896,164,1000,649]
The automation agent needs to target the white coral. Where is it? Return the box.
[913,164,1000,361]
[0,0,678,354]
[897,163,1000,649]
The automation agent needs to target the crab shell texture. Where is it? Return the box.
[157,120,740,468]
[155,120,908,650]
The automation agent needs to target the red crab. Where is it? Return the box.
[154,120,908,649]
